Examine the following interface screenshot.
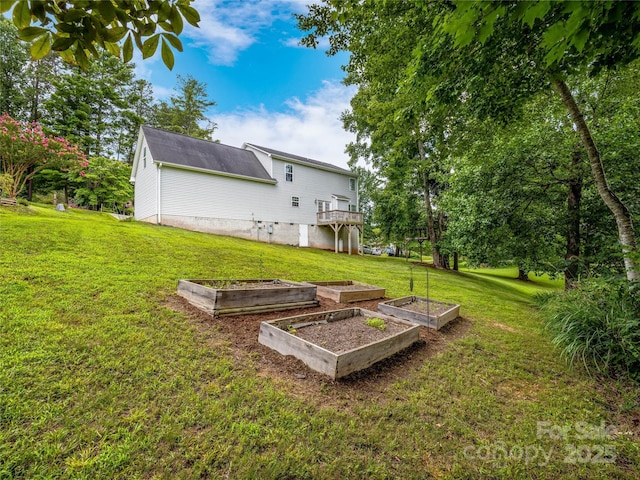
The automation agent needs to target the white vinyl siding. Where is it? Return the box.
[136,141,358,227]
[133,138,157,221]
[160,168,275,221]
[244,147,358,224]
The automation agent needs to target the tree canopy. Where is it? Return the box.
[298,0,640,282]
[1,0,200,69]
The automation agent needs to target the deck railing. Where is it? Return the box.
[317,210,363,225]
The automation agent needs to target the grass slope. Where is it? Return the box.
[1,205,638,479]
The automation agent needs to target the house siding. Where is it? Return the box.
[132,137,157,222]
[131,128,360,252]
[160,167,275,220]
[248,148,358,224]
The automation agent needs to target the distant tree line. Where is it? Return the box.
[0,16,215,211]
[298,1,640,286]
[298,1,640,380]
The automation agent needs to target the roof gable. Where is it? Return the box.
[142,126,274,182]
[245,144,354,176]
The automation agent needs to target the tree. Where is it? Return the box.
[1,0,200,70]
[116,79,154,163]
[428,0,640,282]
[0,113,87,199]
[0,16,28,118]
[299,0,640,282]
[70,156,133,211]
[303,2,455,267]
[151,74,216,139]
[43,52,143,158]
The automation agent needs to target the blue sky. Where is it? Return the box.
[134,0,356,169]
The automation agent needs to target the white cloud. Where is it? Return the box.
[183,0,311,65]
[214,81,357,169]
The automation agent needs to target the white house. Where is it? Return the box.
[130,126,362,253]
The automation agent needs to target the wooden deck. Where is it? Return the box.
[317,210,363,226]
[316,210,363,254]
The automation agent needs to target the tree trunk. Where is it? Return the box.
[418,140,447,269]
[565,149,583,290]
[553,78,639,282]
[518,267,529,281]
[453,252,459,271]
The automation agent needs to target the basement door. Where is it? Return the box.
[299,224,309,247]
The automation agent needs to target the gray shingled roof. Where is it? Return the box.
[142,126,274,182]
[246,144,353,175]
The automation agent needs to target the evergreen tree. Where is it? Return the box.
[151,74,216,139]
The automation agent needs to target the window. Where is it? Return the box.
[349,178,356,191]
[349,204,358,212]
[285,163,294,182]
[143,146,147,168]
[317,200,331,212]
[291,196,300,207]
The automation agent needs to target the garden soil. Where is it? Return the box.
[165,295,471,409]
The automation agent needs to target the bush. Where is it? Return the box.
[536,277,640,381]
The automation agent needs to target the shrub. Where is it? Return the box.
[537,277,640,381]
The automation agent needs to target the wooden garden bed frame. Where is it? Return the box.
[177,279,318,316]
[305,280,385,303]
[378,296,460,330]
[258,308,419,379]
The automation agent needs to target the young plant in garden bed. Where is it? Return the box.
[365,317,386,331]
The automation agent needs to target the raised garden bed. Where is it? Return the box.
[258,308,419,379]
[177,279,318,316]
[304,280,385,303]
[378,296,460,330]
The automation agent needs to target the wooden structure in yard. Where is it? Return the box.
[378,296,460,330]
[0,198,17,206]
[305,280,385,303]
[404,226,430,260]
[258,308,419,379]
[177,279,318,316]
[317,209,363,254]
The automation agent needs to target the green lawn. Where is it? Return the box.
[1,205,638,479]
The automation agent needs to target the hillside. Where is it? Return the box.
[1,205,637,479]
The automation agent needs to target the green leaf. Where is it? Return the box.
[455,27,475,48]
[102,26,127,42]
[51,35,76,51]
[17,26,48,41]
[58,48,75,64]
[74,46,89,69]
[63,9,86,23]
[158,21,175,33]
[141,33,160,59]
[177,3,200,27]
[163,33,183,52]
[169,5,184,35]
[161,37,174,70]
[0,0,16,14]
[123,34,134,63]
[12,0,31,29]
[30,32,52,59]
[139,22,156,36]
[521,1,551,28]
[55,23,78,33]
[158,1,171,22]
[571,27,590,53]
[96,0,117,23]
[104,41,120,58]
